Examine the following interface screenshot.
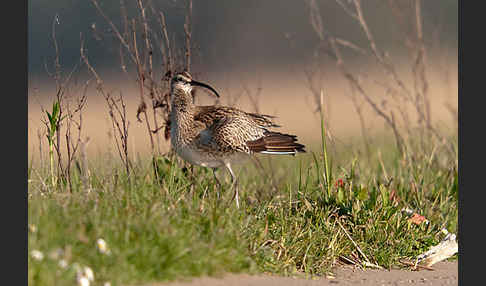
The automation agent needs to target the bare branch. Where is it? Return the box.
[132,18,155,153]
[335,38,368,56]
[80,33,132,175]
[184,0,193,72]
[158,11,173,75]
[90,0,136,63]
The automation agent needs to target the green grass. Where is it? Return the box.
[28,132,458,286]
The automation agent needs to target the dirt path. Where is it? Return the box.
[140,261,457,286]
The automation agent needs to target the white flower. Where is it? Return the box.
[30,250,44,261]
[58,259,68,269]
[103,282,111,286]
[28,224,37,233]
[83,266,95,282]
[96,238,111,255]
[77,276,90,286]
[76,265,95,286]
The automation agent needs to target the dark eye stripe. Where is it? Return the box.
[173,73,191,83]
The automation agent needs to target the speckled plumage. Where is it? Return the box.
[169,71,306,208]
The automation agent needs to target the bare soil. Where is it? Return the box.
[139,261,457,286]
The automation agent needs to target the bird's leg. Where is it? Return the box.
[212,168,222,199]
[225,162,239,209]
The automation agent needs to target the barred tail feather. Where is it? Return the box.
[246,131,306,155]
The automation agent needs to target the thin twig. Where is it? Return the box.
[336,216,380,269]
[132,19,155,153]
[90,0,136,63]
[184,0,192,72]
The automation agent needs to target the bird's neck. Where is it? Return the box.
[170,89,196,144]
[171,87,195,113]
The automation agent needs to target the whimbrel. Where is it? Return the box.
[169,71,306,208]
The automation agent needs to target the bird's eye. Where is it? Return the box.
[173,74,191,84]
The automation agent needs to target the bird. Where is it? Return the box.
[169,71,306,208]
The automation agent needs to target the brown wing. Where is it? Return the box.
[193,105,303,155]
[199,115,266,154]
[246,131,306,155]
[194,105,280,129]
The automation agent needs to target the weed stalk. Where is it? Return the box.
[319,89,332,199]
[45,100,62,188]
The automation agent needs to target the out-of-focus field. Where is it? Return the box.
[28,64,457,161]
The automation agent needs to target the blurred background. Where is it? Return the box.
[28,0,458,157]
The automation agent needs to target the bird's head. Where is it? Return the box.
[170,71,220,99]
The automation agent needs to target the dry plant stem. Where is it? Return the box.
[53,65,80,183]
[354,0,446,152]
[51,16,63,187]
[79,137,91,190]
[319,90,332,198]
[349,87,371,161]
[347,79,406,153]
[45,14,86,188]
[351,0,411,99]
[137,0,161,154]
[137,0,151,73]
[242,78,263,114]
[414,0,431,129]
[49,136,56,187]
[157,11,173,75]
[307,0,408,153]
[91,0,194,152]
[51,14,62,91]
[409,0,451,155]
[64,90,87,192]
[377,150,389,182]
[347,74,406,154]
[37,129,44,170]
[90,0,136,63]
[223,82,243,108]
[303,67,331,123]
[184,0,192,73]
[132,19,155,154]
[335,217,381,269]
[120,0,129,40]
[109,94,131,175]
[154,10,174,141]
[346,2,406,153]
[92,0,178,154]
[81,36,132,175]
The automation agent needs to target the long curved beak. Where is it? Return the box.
[190,80,220,98]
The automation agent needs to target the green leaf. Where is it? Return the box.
[52,101,60,119]
[380,185,389,207]
[337,188,344,204]
[356,185,368,201]
[46,111,52,123]
[50,123,57,133]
